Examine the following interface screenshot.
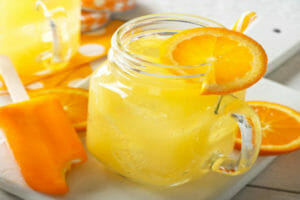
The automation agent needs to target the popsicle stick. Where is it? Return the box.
[0,56,29,103]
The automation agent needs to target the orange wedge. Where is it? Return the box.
[160,27,267,94]
[29,88,89,131]
[235,101,300,155]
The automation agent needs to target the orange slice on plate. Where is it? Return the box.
[160,27,267,94]
[29,88,89,131]
[235,101,300,155]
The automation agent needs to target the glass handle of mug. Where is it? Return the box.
[36,0,70,68]
[211,111,262,175]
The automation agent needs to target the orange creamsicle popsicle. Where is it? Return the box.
[0,56,87,195]
[0,96,87,194]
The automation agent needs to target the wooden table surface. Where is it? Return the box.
[1,52,300,200]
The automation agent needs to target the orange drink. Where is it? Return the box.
[0,0,81,76]
[87,14,265,186]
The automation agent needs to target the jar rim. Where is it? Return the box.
[110,13,225,78]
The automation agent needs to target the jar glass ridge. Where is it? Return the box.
[109,13,225,80]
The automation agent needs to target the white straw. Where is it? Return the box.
[0,56,29,103]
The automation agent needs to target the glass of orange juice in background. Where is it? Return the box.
[0,0,81,76]
[87,14,263,186]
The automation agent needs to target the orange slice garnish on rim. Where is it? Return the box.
[29,88,89,131]
[235,101,300,155]
[160,27,267,94]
